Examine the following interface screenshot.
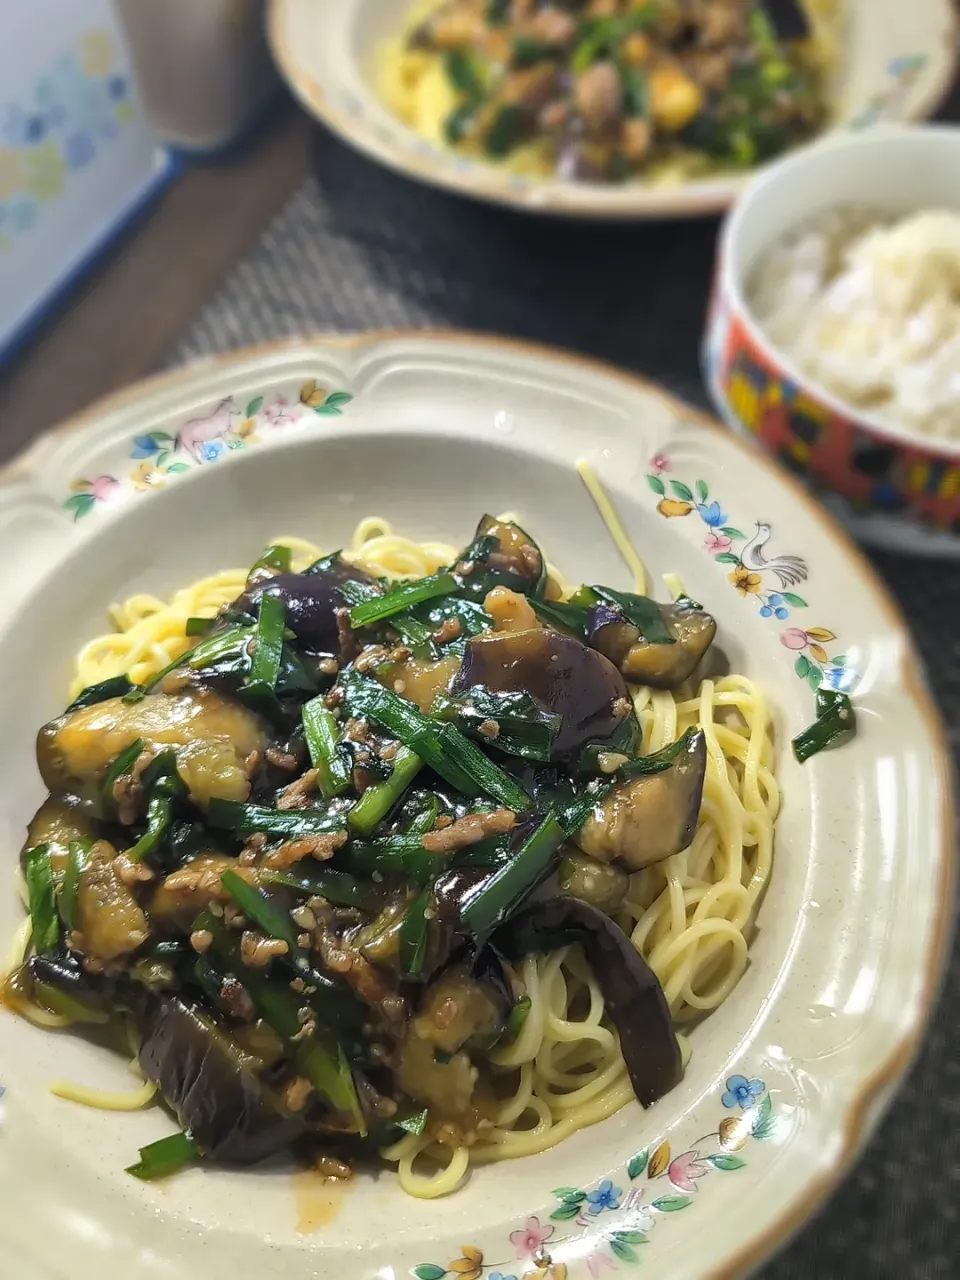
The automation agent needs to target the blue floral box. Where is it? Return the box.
[0,0,175,360]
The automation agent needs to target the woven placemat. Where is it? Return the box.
[168,122,960,1278]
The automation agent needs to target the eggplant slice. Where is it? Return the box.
[137,993,305,1163]
[587,598,716,689]
[577,730,707,871]
[452,627,634,760]
[496,895,682,1108]
[235,557,376,655]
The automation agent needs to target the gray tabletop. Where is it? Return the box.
[168,103,960,1278]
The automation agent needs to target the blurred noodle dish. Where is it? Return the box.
[378,0,840,185]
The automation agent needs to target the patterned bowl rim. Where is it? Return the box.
[0,330,955,1278]
[265,0,960,221]
[717,122,960,461]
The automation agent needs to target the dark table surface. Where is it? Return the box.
[164,76,953,1280]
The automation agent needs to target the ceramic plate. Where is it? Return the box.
[267,0,958,220]
[0,333,953,1279]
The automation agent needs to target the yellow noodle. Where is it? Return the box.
[50,1078,157,1111]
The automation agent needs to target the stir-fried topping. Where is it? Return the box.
[10,514,734,1180]
[401,0,825,183]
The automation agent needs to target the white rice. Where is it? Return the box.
[748,207,960,440]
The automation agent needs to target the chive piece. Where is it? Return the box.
[342,674,530,811]
[444,49,485,98]
[201,913,364,1130]
[302,696,352,798]
[102,738,146,811]
[504,995,532,1041]
[399,886,432,978]
[434,688,561,763]
[187,625,253,672]
[461,814,565,941]
[512,35,559,65]
[347,746,424,837]
[452,834,513,869]
[126,1132,197,1180]
[65,675,137,712]
[258,866,376,910]
[251,543,293,575]
[247,594,286,692]
[484,104,527,157]
[220,869,304,964]
[23,845,58,954]
[406,794,440,836]
[591,587,675,645]
[792,690,857,764]
[127,753,183,863]
[394,1106,429,1136]
[59,839,93,932]
[185,616,215,637]
[207,799,345,839]
[530,597,592,639]
[349,572,459,628]
[345,835,443,885]
[336,579,436,653]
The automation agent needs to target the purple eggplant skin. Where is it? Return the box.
[451,627,634,759]
[495,895,682,1108]
[138,993,305,1163]
[577,730,707,871]
[586,599,717,689]
[234,559,376,655]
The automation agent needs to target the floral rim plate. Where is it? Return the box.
[266,0,958,220]
[0,332,954,1280]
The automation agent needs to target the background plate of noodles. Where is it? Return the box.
[266,0,957,219]
[0,332,952,1279]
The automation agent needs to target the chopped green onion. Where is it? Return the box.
[484,104,527,157]
[23,844,58,954]
[444,49,486,98]
[187,625,252,672]
[792,690,857,764]
[258,866,376,910]
[394,1105,429,1136]
[202,912,363,1129]
[512,36,559,65]
[304,552,343,576]
[220,869,304,963]
[65,675,137,712]
[246,593,286,699]
[530,597,592,639]
[591,586,675,645]
[399,886,432,978]
[348,572,458,631]
[406,794,441,836]
[504,995,532,1042]
[102,738,145,811]
[126,1132,197,1180]
[434,688,561,762]
[347,746,424,836]
[185,616,215,637]
[461,814,565,941]
[345,835,444,885]
[343,673,530,811]
[58,839,92,932]
[621,64,650,118]
[207,799,345,840]
[127,752,183,863]
[302,695,352,798]
[250,543,293,575]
